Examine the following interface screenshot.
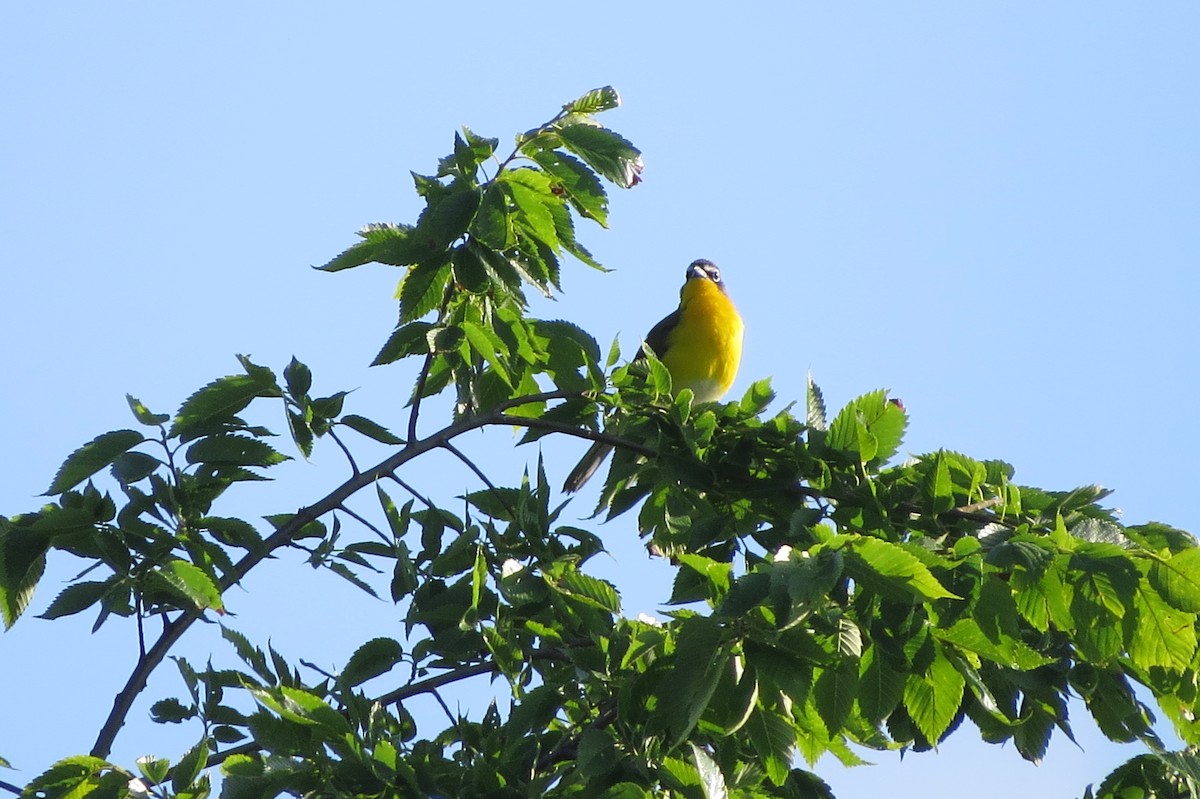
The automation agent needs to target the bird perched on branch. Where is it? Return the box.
[563,259,744,493]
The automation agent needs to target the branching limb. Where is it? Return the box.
[90,388,602,759]
[441,441,516,519]
[327,427,360,474]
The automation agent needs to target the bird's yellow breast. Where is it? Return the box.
[660,278,744,403]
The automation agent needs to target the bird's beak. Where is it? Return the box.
[687,263,707,280]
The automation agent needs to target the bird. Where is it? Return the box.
[562,259,744,493]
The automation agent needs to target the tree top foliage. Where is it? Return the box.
[2,86,1199,799]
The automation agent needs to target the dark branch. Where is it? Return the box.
[89,389,587,759]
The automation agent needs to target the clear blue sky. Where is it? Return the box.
[2,4,1197,797]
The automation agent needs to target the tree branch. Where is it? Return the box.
[89,389,590,759]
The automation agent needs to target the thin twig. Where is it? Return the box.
[406,283,457,443]
[327,428,360,475]
[337,504,391,546]
[387,473,436,510]
[441,441,517,519]
[89,389,596,759]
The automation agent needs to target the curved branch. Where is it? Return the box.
[89,389,592,758]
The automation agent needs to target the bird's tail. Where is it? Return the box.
[562,440,614,493]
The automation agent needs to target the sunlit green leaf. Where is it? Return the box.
[45,430,144,495]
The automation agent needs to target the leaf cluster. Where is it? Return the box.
[5,87,1200,799]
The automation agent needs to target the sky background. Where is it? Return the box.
[2,4,1198,797]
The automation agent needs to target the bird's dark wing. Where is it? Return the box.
[642,309,680,359]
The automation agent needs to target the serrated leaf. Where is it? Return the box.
[150,697,197,724]
[689,742,728,799]
[45,430,145,495]
[340,637,404,687]
[186,435,288,468]
[556,570,621,613]
[473,183,517,250]
[903,644,965,744]
[372,321,434,366]
[172,371,280,439]
[744,708,795,786]
[813,658,858,734]
[564,86,622,114]
[171,738,209,794]
[416,184,482,248]
[110,451,161,485]
[504,171,560,253]
[156,560,224,614]
[397,261,452,323]
[849,537,959,601]
[557,124,643,188]
[37,579,111,620]
[655,616,727,749]
[283,357,312,399]
[806,373,827,431]
[340,414,404,445]
[528,149,609,226]
[859,645,905,723]
[1150,548,1200,613]
[252,685,350,735]
[1130,586,1197,672]
[462,319,512,387]
[127,394,169,426]
[199,516,263,551]
[317,223,426,271]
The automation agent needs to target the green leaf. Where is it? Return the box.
[557,124,644,188]
[252,685,352,735]
[0,525,47,629]
[340,637,404,687]
[372,321,434,366]
[473,183,517,250]
[451,242,493,293]
[171,738,209,794]
[453,127,498,178]
[654,616,728,749]
[1130,586,1197,672]
[462,319,512,387]
[126,394,169,426]
[23,756,131,799]
[137,755,172,784]
[155,560,224,614]
[200,516,264,551]
[556,570,621,614]
[813,658,859,734]
[397,260,452,323]
[283,357,312,399]
[903,643,965,743]
[848,537,959,601]
[503,170,561,253]
[1150,548,1200,613]
[172,369,280,439]
[806,373,827,431]
[45,429,144,495]
[110,451,161,485]
[38,580,111,620]
[528,149,609,226]
[859,644,905,723]
[416,183,482,248]
[150,697,197,724]
[689,742,728,799]
[340,414,405,445]
[186,435,289,468]
[317,222,426,271]
[744,708,795,785]
[564,85,622,114]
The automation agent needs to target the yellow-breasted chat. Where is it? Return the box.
[563,259,744,493]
